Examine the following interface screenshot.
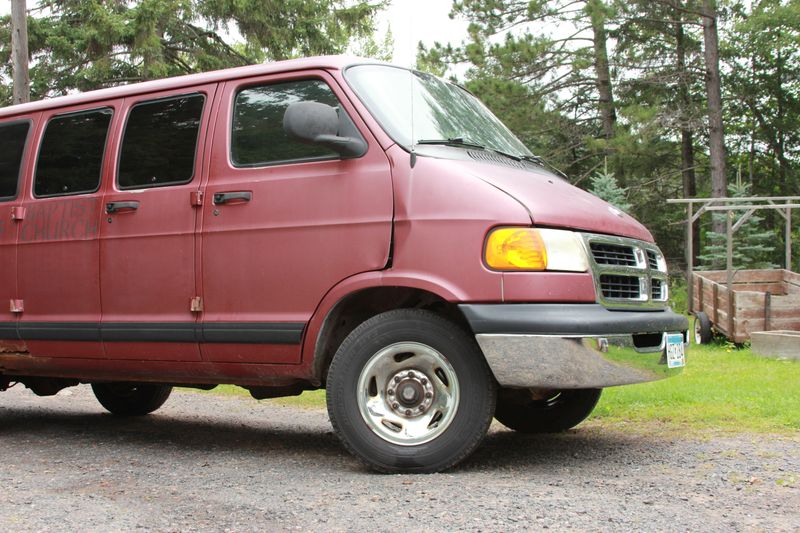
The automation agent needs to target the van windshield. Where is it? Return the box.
[345,65,532,158]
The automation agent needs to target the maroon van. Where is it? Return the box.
[0,56,687,472]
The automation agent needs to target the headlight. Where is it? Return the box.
[484,227,588,272]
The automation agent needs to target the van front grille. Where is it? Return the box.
[589,242,638,266]
[599,275,641,299]
[651,279,664,300]
[583,233,667,309]
[646,250,659,270]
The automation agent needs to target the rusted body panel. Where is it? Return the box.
[0,353,310,387]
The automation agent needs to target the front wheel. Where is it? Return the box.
[326,309,496,473]
[494,388,601,433]
[91,382,172,416]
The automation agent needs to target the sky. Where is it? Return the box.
[0,0,470,69]
[377,0,469,67]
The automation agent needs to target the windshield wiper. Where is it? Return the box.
[415,137,486,149]
[416,138,521,162]
[484,147,523,161]
[520,154,569,180]
[417,139,523,162]
[415,138,568,179]
[483,148,569,180]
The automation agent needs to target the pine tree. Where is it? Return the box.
[697,176,777,270]
[589,160,632,212]
[0,1,385,101]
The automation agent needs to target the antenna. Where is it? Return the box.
[409,3,416,167]
[410,70,416,164]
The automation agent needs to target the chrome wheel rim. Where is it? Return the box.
[693,318,702,344]
[356,342,460,446]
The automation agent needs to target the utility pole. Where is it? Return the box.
[11,0,30,104]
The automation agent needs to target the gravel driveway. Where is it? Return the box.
[1,385,798,532]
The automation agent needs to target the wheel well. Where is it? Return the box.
[312,287,472,384]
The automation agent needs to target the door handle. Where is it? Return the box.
[213,191,252,205]
[106,201,140,214]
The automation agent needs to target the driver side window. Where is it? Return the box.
[231,79,341,167]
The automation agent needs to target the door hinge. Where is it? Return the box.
[11,206,25,221]
[190,296,203,313]
[190,191,204,207]
[9,299,24,313]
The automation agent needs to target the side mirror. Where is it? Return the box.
[283,101,367,159]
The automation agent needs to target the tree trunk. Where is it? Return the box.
[674,2,699,264]
[702,0,727,235]
[749,51,755,183]
[775,45,788,195]
[588,0,616,143]
[11,0,30,104]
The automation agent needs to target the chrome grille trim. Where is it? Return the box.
[599,274,642,299]
[651,278,665,300]
[646,250,659,270]
[590,242,638,266]
[581,233,668,310]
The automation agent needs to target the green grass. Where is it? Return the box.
[193,344,800,435]
[592,344,800,434]
[194,383,326,409]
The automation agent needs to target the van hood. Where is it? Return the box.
[427,149,653,242]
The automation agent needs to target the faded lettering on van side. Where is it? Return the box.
[19,198,100,243]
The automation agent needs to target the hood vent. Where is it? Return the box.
[467,150,539,172]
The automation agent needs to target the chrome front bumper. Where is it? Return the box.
[475,333,686,389]
[459,304,689,389]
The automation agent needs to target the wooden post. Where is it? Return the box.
[726,209,733,289]
[11,0,30,105]
[698,276,704,314]
[786,206,792,270]
[687,203,694,313]
[726,209,734,337]
[764,292,771,331]
[713,283,719,325]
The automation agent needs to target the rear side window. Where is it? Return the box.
[35,109,112,197]
[118,94,205,189]
[0,121,30,199]
[231,79,340,167]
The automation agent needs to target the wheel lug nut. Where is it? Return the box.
[392,402,399,409]
[418,406,425,412]
[421,378,428,385]
[425,392,433,398]
[387,389,394,396]
[393,376,400,383]
[407,371,415,379]
[405,409,412,416]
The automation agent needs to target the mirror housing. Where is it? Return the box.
[283,101,367,159]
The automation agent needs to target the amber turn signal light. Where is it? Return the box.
[485,228,548,270]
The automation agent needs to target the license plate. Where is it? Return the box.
[665,333,685,368]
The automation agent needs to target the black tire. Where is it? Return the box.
[326,309,496,473]
[91,382,172,416]
[494,388,601,433]
[693,312,712,345]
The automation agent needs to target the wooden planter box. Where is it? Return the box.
[691,269,800,343]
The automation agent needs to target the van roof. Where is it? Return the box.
[0,55,382,120]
